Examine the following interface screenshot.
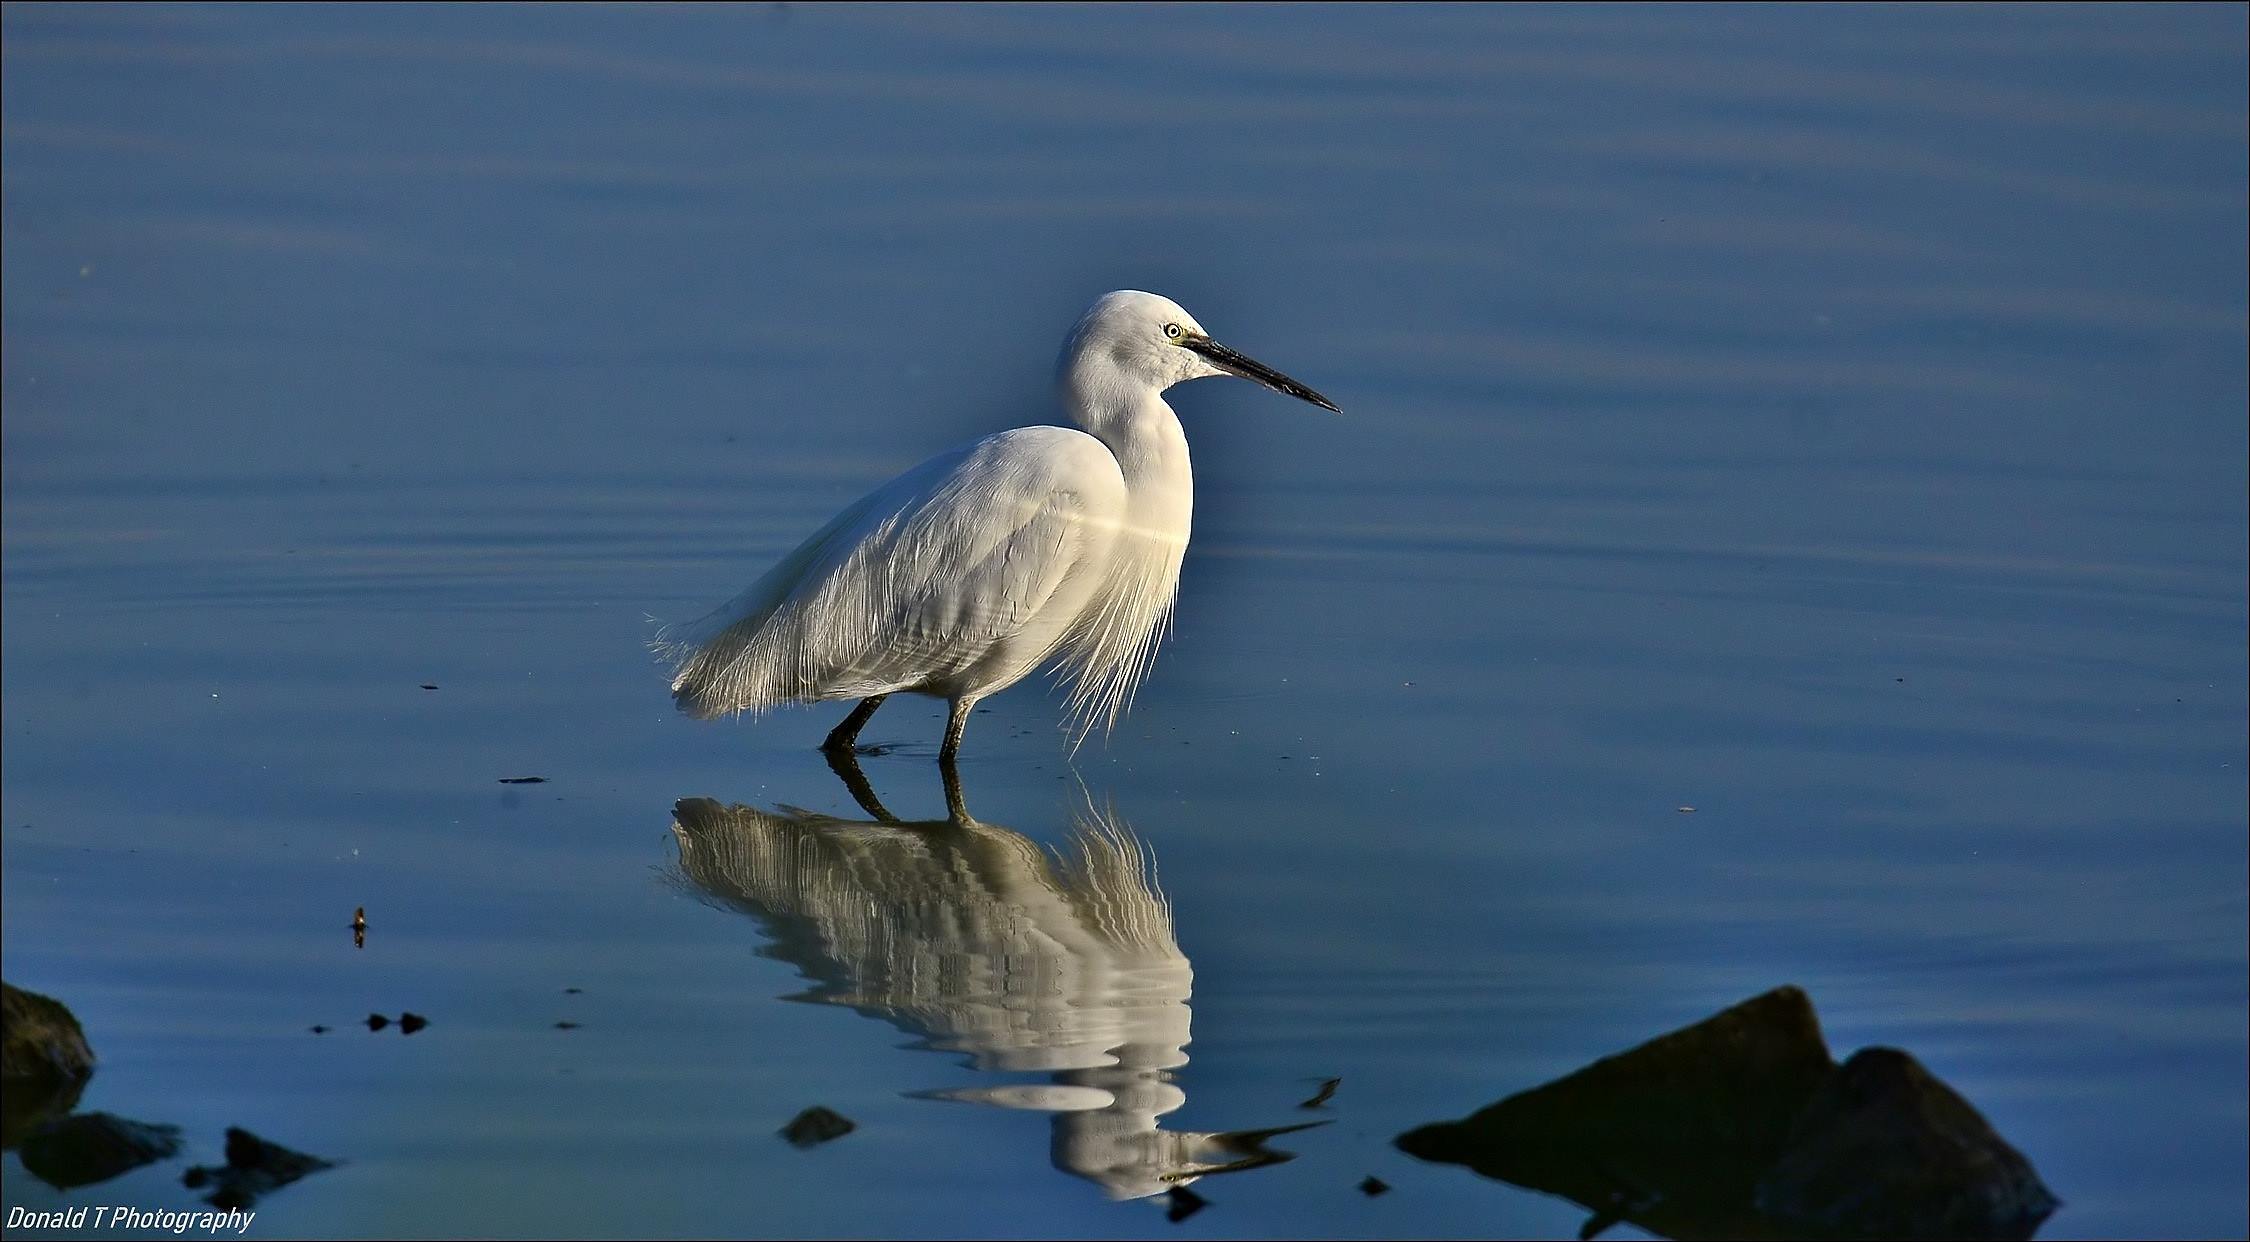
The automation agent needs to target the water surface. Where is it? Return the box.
[4,4,2245,1238]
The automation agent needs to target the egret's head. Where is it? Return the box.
[1059,290,1340,413]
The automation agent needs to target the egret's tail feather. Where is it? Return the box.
[652,488,896,718]
[653,587,804,720]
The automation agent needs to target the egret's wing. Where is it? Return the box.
[664,427,1127,716]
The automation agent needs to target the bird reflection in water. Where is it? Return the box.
[668,754,1319,1202]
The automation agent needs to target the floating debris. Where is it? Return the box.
[1676,806,1696,814]
[419,684,439,690]
[308,1026,330,1035]
[563,987,583,995]
[780,1106,855,1148]
[1299,1077,1341,1109]
[498,776,548,785]
[1165,1185,1208,1223]
[1359,1175,1391,1197]
[19,1112,182,1190]
[554,1021,581,1031]
[351,906,366,950]
[181,1127,335,1210]
[364,1014,390,1032]
[398,1013,428,1035]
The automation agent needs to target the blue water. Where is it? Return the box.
[4,4,2245,1238]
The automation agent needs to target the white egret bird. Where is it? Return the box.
[658,290,1338,764]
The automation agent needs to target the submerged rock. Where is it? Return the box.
[1,1073,86,1151]
[19,1112,182,1190]
[1395,986,2056,1241]
[181,1127,336,1210]
[779,1106,855,1148]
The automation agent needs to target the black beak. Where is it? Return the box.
[1182,334,1341,413]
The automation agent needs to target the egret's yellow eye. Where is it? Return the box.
[1163,323,1183,341]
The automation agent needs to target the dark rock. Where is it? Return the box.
[398,1012,428,1035]
[1754,1047,2059,1240]
[1165,1185,1208,1222]
[498,776,547,784]
[1397,985,1834,1235]
[19,1112,182,1189]
[1395,986,2056,1241]
[1359,1175,1391,1196]
[365,1013,390,1031]
[780,1106,855,1148]
[3,982,96,1084]
[2,983,96,1149]
[181,1127,335,1210]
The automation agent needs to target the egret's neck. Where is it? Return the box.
[1060,377,1192,495]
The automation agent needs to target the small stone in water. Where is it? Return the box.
[780,1106,855,1148]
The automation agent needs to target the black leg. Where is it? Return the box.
[821,694,888,754]
[938,698,975,767]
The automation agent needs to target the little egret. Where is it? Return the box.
[658,290,1338,763]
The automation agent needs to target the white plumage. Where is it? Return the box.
[658,290,1338,761]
